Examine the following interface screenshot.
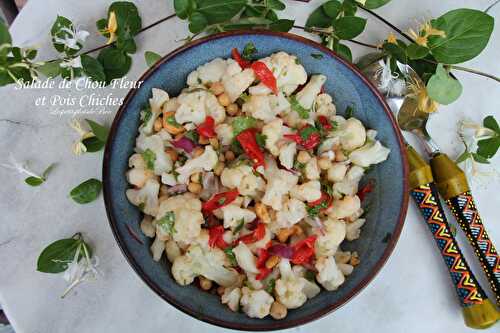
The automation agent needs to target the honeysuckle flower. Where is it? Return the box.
[52,25,89,51]
[0,154,42,178]
[408,21,446,47]
[355,0,366,5]
[406,74,439,113]
[386,32,397,44]
[69,119,95,155]
[60,56,82,69]
[103,11,118,45]
[373,58,406,97]
[61,241,100,298]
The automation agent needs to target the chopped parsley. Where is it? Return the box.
[140,106,152,124]
[255,133,267,148]
[184,129,199,143]
[310,53,324,59]
[289,95,310,119]
[217,197,227,205]
[166,114,181,127]
[304,270,316,282]
[142,149,156,170]
[232,116,257,136]
[157,211,176,235]
[294,160,306,170]
[234,219,245,234]
[224,247,238,266]
[138,202,145,211]
[345,105,355,118]
[299,126,319,141]
[242,42,257,61]
[231,139,244,154]
[306,199,330,217]
[265,278,276,293]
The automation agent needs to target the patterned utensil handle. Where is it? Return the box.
[447,192,500,306]
[411,183,487,307]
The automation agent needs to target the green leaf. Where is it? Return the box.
[323,0,342,18]
[157,212,176,235]
[334,16,367,40]
[305,3,333,28]
[483,115,500,133]
[427,9,494,64]
[241,42,257,61]
[85,119,109,142]
[97,47,131,83]
[289,95,310,119]
[184,129,199,143]
[142,149,156,170]
[341,0,358,16]
[70,178,102,204]
[364,0,392,9]
[426,64,462,105]
[81,55,106,82]
[222,17,273,31]
[224,247,238,266]
[472,153,490,164]
[455,151,471,163]
[0,21,11,46]
[109,1,142,38]
[189,12,209,33]
[37,238,81,273]
[196,0,246,24]
[334,43,352,62]
[174,0,195,19]
[82,136,105,152]
[406,43,429,60]
[50,15,81,55]
[232,116,257,136]
[383,42,407,64]
[255,133,266,148]
[345,105,355,118]
[265,278,276,293]
[267,0,286,10]
[25,176,44,186]
[477,137,500,159]
[36,61,62,78]
[269,19,294,32]
[145,51,161,67]
[116,38,137,54]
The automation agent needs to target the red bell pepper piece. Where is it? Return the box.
[208,225,228,249]
[236,128,266,169]
[291,235,317,265]
[307,192,332,212]
[238,223,266,244]
[255,249,269,268]
[202,189,239,214]
[197,116,216,138]
[251,61,278,95]
[317,115,333,130]
[357,179,375,202]
[284,125,321,150]
[231,48,252,69]
[255,267,272,280]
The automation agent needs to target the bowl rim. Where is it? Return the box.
[103,30,409,331]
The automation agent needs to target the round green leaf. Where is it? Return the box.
[174,0,195,19]
[427,9,494,64]
[477,137,500,159]
[25,176,44,186]
[37,238,80,273]
[97,47,132,83]
[426,64,462,105]
[269,19,294,32]
[267,0,286,11]
[36,61,61,78]
[145,51,162,67]
[334,16,367,40]
[0,21,11,46]
[82,136,105,152]
[364,0,392,9]
[70,178,102,204]
[406,43,429,60]
[323,0,342,18]
[85,119,108,142]
[196,0,246,24]
[189,12,208,33]
[334,43,352,62]
[306,4,333,28]
[81,54,106,82]
[483,115,500,133]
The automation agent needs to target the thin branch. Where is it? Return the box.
[420,59,500,83]
[356,4,415,43]
[485,0,500,13]
[292,25,379,49]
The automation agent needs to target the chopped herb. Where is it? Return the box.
[234,219,245,234]
[307,199,330,217]
[321,181,334,197]
[294,58,301,65]
[265,278,276,293]
[310,53,324,59]
[166,115,181,127]
[242,42,257,61]
[232,116,257,136]
[299,126,319,141]
[289,95,310,119]
[237,92,250,106]
[142,149,156,170]
[140,106,152,124]
[231,139,244,154]
[345,105,355,118]
[184,130,199,143]
[331,120,339,129]
[177,154,187,164]
[157,211,176,235]
[224,247,238,266]
[304,270,316,282]
[138,202,145,211]
[294,160,306,170]
[255,133,267,148]
[217,197,227,205]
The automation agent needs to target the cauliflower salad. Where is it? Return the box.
[125,43,390,319]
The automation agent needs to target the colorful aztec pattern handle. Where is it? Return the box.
[447,191,500,306]
[411,183,487,307]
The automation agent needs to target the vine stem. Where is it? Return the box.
[292,25,379,49]
[356,4,415,43]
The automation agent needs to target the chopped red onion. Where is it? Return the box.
[268,244,294,259]
[166,184,187,195]
[200,172,220,200]
[171,137,196,153]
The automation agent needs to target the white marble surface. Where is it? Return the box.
[0,0,499,332]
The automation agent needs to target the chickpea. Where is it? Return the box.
[265,255,281,269]
[153,117,163,132]
[255,202,271,224]
[192,147,205,157]
[291,225,303,236]
[214,162,225,176]
[159,185,169,196]
[165,147,178,163]
[350,251,360,266]
[217,93,231,107]
[334,148,347,162]
[225,150,235,161]
[297,151,311,164]
[209,137,219,149]
[210,81,225,96]
[270,301,287,320]
[188,182,202,194]
[226,103,239,116]
[190,172,201,183]
[219,154,226,162]
[318,157,332,170]
[199,277,213,291]
[276,227,295,243]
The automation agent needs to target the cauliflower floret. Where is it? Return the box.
[315,256,345,291]
[215,123,234,146]
[221,205,256,230]
[317,137,340,155]
[240,287,274,319]
[141,88,169,134]
[275,259,307,309]
[339,118,366,151]
[186,58,228,86]
[327,162,348,182]
[175,90,226,125]
[262,169,299,210]
[222,67,255,102]
[279,142,297,169]
[176,146,218,183]
[126,153,154,187]
[165,240,181,263]
[150,236,165,261]
[349,140,390,167]
[135,132,173,175]
[315,93,336,118]
[233,242,259,274]
[262,118,283,156]
[259,52,307,95]
[346,218,366,241]
[304,157,320,180]
[172,244,239,287]
[242,93,290,122]
[126,178,160,216]
[290,180,321,203]
[332,165,364,196]
[140,215,155,237]
[328,195,361,219]
[222,287,241,312]
[315,218,346,256]
[220,164,265,197]
[276,197,307,228]
[160,172,177,186]
[296,74,327,110]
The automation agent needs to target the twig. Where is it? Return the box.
[292,25,379,49]
[423,59,500,83]
[356,4,415,43]
[485,0,500,13]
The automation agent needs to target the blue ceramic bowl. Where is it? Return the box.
[103,31,409,331]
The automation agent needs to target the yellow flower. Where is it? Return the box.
[105,11,118,45]
[386,32,397,44]
[69,119,95,156]
[422,22,446,38]
[407,75,439,113]
[408,21,446,47]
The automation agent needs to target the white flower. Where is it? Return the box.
[61,241,100,298]
[69,119,94,155]
[53,26,89,51]
[60,56,83,69]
